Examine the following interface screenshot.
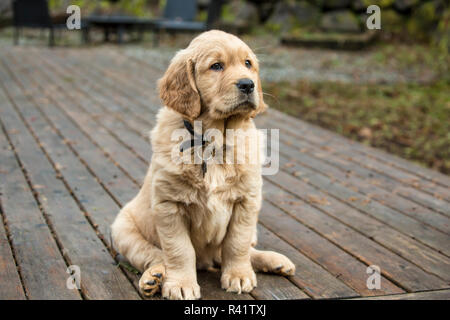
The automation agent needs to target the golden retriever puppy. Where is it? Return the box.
[111,30,295,300]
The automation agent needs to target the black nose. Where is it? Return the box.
[236,78,255,94]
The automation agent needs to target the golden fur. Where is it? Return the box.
[111,30,295,300]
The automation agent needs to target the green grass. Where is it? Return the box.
[368,44,450,79]
[264,80,450,174]
[117,260,140,275]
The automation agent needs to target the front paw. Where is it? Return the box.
[221,264,257,294]
[139,263,165,297]
[162,277,201,300]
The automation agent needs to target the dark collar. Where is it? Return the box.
[180,120,207,176]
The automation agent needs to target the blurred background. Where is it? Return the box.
[0,0,448,174]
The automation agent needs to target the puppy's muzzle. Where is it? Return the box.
[236,78,255,94]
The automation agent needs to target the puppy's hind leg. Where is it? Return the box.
[250,248,295,276]
[111,208,165,297]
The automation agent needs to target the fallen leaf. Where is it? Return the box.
[293,171,303,177]
[284,162,295,168]
[358,127,372,139]
[307,194,330,205]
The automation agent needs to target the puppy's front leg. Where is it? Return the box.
[221,199,259,294]
[154,201,200,300]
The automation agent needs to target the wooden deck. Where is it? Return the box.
[0,45,449,300]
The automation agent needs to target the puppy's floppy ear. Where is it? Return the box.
[158,51,201,120]
[250,75,268,118]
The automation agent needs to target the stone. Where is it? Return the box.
[379,9,405,34]
[352,0,367,11]
[265,1,321,33]
[308,0,326,7]
[234,0,260,28]
[407,0,445,39]
[253,1,276,22]
[322,0,352,9]
[394,0,420,11]
[292,1,321,27]
[218,0,260,32]
[433,9,450,52]
[0,0,12,17]
[320,10,362,33]
[265,1,292,32]
[353,0,395,11]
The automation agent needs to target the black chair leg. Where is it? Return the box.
[117,25,124,44]
[82,27,90,44]
[14,27,19,45]
[137,26,144,42]
[49,28,55,47]
[104,27,110,42]
[153,29,160,47]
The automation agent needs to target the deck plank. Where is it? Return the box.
[267,167,450,257]
[11,49,303,300]
[1,46,449,300]
[1,54,148,291]
[30,69,149,184]
[257,115,450,217]
[262,182,449,291]
[6,52,254,301]
[0,89,80,300]
[40,49,155,135]
[33,48,448,296]
[0,62,140,300]
[256,225,358,299]
[269,108,450,191]
[60,48,448,218]
[268,115,450,205]
[270,129,450,232]
[31,51,152,165]
[36,48,380,295]
[274,156,450,281]
[259,201,405,296]
[0,202,26,300]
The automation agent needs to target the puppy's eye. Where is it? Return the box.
[210,63,223,71]
[245,60,252,68]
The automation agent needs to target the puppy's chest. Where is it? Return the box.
[193,165,243,245]
[204,163,244,200]
[196,195,233,246]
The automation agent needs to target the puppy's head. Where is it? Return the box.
[158,30,267,121]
